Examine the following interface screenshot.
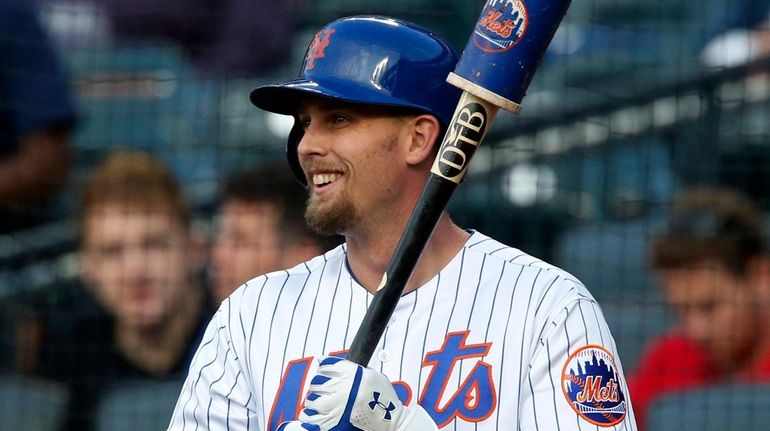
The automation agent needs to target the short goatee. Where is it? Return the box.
[304,193,358,235]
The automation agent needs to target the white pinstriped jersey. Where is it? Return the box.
[168,230,637,430]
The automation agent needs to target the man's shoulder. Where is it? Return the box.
[466,230,584,285]
[285,244,348,275]
[226,244,348,304]
[268,243,349,282]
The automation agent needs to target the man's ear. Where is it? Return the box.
[405,115,441,166]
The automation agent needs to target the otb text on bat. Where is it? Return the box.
[431,102,488,184]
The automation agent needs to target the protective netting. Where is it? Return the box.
[2,0,770,429]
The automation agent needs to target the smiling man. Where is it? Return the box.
[169,16,636,431]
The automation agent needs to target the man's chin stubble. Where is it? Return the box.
[305,197,357,236]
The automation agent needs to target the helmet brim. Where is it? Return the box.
[250,78,320,116]
[250,76,438,118]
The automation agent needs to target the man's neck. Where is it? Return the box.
[115,288,204,375]
[345,213,469,294]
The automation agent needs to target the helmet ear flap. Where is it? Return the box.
[287,119,307,186]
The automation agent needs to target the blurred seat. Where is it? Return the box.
[554,208,669,302]
[310,0,455,22]
[600,300,674,372]
[0,375,70,431]
[300,0,474,49]
[645,384,770,431]
[63,44,221,208]
[94,379,183,431]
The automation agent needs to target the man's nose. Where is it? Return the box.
[681,313,713,344]
[296,124,329,162]
[121,246,149,280]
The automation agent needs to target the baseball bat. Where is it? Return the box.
[347,0,572,366]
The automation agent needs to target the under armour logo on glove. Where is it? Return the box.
[368,391,397,421]
[277,357,438,431]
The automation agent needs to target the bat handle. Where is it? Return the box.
[347,92,500,366]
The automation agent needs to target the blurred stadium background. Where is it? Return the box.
[3,0,770,429]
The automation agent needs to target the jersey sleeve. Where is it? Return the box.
[519,294,638,430]
[168,300,258,430]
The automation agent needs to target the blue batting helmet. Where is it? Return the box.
[249,15,462,185]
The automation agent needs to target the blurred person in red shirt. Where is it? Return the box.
[630,187,770,430]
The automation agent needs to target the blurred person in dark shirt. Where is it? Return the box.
[11,150,211,430]
[0,0,76,233]
[210,162,340,305]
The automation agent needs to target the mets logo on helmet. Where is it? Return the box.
[305,29,336,70]
[473,0,528,53]
[561,345,627,427]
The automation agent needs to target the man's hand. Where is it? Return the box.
[277,357,437,431]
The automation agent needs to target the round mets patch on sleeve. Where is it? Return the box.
[561,344,627,427]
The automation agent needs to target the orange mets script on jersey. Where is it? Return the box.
[305,29,336,70]
[574,375,620,404]
[268,331,497,429]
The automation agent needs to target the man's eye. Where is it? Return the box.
[99,245,122,258]
[145,237,172,251]
[332,115,348,125]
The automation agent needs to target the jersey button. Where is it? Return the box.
[378,350,391,363]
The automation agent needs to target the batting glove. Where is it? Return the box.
[277,356,437,431]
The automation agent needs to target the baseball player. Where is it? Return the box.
[168,16,637,430]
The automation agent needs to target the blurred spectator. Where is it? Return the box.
[629,187,769,430]
[100,0,299,78]
[7,150,211,430]
[210,162,340,304]
[0,0,76,233]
